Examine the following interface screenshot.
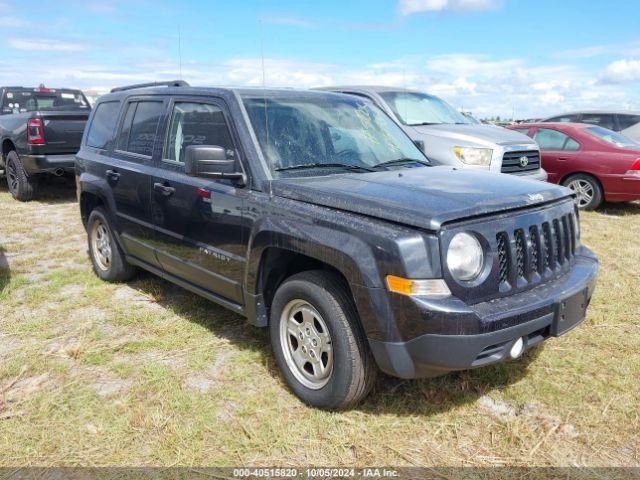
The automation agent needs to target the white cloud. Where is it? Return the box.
[600,58,640,84]
[399,0,498,15]
[0,16,28,27]
[8,39,86,52]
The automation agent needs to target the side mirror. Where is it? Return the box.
[413,140,425,152]
[184,145,246,185]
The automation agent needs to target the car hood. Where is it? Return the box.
[270,167,570,231]
[408,123,537,147]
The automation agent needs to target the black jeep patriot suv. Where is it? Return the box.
[76,81,598,409]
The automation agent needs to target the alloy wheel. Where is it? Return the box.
[279,299,333,390]
[91,220,112,271]
[567,179,594,208]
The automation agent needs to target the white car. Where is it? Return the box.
[318,86,548,181]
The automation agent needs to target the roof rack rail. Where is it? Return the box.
[110,80,190,93]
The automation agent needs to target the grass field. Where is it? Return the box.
[0,177,638,467]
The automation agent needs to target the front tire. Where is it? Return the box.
[87,207,136,282]
[269,270,377,410]
[6,151,38,201]
[562,173,602,210]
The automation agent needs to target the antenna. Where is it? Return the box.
[260,20,270,153]
[178,25,183,80]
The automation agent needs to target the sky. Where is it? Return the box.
[1,0,640,118]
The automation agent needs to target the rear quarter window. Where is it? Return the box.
[86,101,121,150]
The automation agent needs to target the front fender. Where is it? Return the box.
[245,215,381,295]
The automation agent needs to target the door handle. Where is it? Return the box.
[557,157,568,161]
[153,182,175,197]
[106,169,120,181]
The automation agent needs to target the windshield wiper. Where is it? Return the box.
[408,122,439,126]
[373,158,431,169]
[275,162,376,173]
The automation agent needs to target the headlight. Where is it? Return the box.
[447,232,484,281]
[453,147,493,166]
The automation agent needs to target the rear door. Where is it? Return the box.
[532,127,581,183]
[150,97,247,304]
[104,97,166,268]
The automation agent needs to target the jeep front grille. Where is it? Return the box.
[496,212,577,288]
[501,150,540,174]
[496,232,510,284]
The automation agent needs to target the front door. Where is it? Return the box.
[150,98,247,304]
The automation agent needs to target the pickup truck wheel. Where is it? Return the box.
[5,151,38,201]
[87,207,136,282]
[562,173,602,210]
[270,270,376,409]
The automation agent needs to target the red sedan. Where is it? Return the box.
[507,122,640,209]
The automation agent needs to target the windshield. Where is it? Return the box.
[2,88,90,114]
[379,91,471,126]
[586,126,639,148]
[242,93,428,178]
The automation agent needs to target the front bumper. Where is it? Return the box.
[368,248,598,378]
[510,167,548,182]
[21,154,76,175]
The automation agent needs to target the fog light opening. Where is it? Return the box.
[509,337,524,359]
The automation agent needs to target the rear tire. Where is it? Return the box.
[6,151,38,201]
[269,270,377,410]
[562,173,602,210]
[87,207,136,282]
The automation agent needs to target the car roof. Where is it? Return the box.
[508,122,609,134]
[317,85,420,94]
[96,85,355,103]
[544,110,640,118]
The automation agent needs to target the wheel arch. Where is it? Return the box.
[1,138,16,163]
[245,225,380,329]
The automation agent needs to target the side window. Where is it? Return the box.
[86,101,121,150]
[164,102,235,164]
[534,128,580,151]
[117,101,164,157]
[547,115,577,123]
[617,114,640,130]
[581,113,615,131]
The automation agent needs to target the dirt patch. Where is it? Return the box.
[112,286,165,313]
[84,367,133,397]
[184,351,234,393]
[0,336,19,359]
[1,371,59,405]
[478,395,578,437]
[59,284,84,297]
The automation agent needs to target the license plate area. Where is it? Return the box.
[552,288,588,336]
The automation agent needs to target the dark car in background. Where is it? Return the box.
[508,122,640,209]
[0,85,91,201]
[542,111,640,142]
[75,81,597,409]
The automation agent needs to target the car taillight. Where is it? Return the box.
[27,118,44,145]
[626,159,640,176]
